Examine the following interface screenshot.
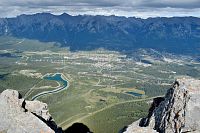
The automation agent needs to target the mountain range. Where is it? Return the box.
[0,13,200,54]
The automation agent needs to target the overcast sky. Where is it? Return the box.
[0,0,200,18]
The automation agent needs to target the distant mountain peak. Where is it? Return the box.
[0,13,200,54]
[60,13,71,16]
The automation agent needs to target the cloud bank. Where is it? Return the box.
[0,0,200,18]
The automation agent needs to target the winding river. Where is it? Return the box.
[31,73,68,100]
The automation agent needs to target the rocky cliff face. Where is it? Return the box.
[123,78,200,133]
[0,89,62,133]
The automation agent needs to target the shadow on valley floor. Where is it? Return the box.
[63,123,93,133]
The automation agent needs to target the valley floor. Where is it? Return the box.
[0,36,200,133]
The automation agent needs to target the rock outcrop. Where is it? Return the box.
[0,89,62,133]
[123,78,200,133]
[1,77,200,133]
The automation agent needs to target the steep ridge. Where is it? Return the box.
[123,78,200,133]
[0,13,200,54]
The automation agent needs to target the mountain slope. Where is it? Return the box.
[0,13,200,54]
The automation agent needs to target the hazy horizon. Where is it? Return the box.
[1,12,200,19]
[0,0,200,18]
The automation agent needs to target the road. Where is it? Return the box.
[31,73,69,100]
[60,95,164,129]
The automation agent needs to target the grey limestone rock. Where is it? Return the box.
[0,89,61,133]
[123,78,200,133]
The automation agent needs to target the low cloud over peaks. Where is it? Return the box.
[0,0,200,18]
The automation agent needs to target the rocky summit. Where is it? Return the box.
[0,89,62,133]
[123,77,200,133]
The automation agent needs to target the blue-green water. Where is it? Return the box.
[126,92,143,97]
[0,53,21,58]
[44,73,68,87]
[31,73,68,100]
[0,75,4,80]
[141,60,152,64]
[0,74,8,80]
